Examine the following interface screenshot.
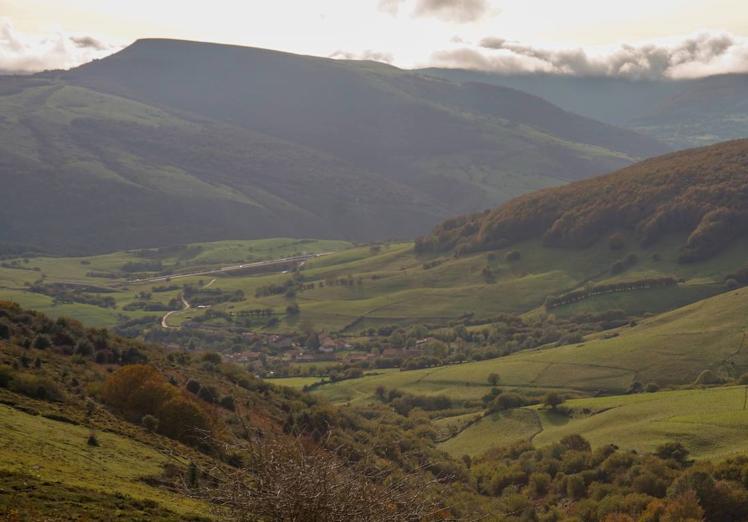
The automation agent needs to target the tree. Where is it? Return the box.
[505,250,521,262]
[33,335,51,350]
[0,322,10,340]
[655,442,690,466]
[487,373,500,386]
[306,333,320,351]
[560,434,591,452]
[543,392,564,410]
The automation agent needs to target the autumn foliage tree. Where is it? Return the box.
[101,364,211,446]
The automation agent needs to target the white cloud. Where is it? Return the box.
[329,49,395,63]
[378,0,490,23]
[0,18,121,74]
[432,32,748,79]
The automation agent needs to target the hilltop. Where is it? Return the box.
[0,38,665,254]
[417,139,748,262]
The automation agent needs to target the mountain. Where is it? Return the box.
[421,68,748,149]
[0,39,665,254]
[417,139,748,262]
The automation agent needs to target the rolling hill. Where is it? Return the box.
[0,39,666,254]
[422,68,748,149]
[417,139,748,262]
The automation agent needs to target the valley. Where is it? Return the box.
[2,15,748,519]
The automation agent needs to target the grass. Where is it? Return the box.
[439,409,540,457]
[441,386,748,461]
[0,403,210,518]
[315,286,748,404]
[0,238,352,329]
[266,377,322,389]
[3,228,748,335]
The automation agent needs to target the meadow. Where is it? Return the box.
[0,403,209,519]
[3,229,747,337]
[440,385,748,460]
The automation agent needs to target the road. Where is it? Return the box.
[161,294,191,329]
[130,253,330,285]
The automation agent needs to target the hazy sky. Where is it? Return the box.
[2,0,748,77]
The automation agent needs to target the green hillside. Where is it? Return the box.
[442,386,748,460]
[0,39,666,254]
[315,286,748,405]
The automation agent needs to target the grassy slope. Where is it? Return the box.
[315,286,748,402]
[442,386,748,461]
[3,229,748,332]
[0,238,350,328]
[1,40,665,253]
[0,403,209,519]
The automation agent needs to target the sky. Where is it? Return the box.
[1,0,748,78]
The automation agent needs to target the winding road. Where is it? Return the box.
[161,293,191,329]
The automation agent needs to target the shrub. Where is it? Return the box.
[560,434,591,452]
[10,374,65,402]
[33,335,51,350]
[75,339,94,357]
[142,414,159,433]
[645,382,660,393]
[656,442,690,465]
[566,474,587,499]
[0,321,10,340]
[491,392,525,412]
[0,365,12,388]
[219,395,236,411]
[487,373,500,386]
[738,373,748,385]
[186,379,201,394]
[528,472,552,498]
[726,278,741,290]
[543,392,564,410]
[505,250,521,262]
[87,432,99,447]
[197,386,217,403]
[202,352,222,365]
[158,396,212,445]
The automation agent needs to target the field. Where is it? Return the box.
[0,403,209,519]
[3,229,748,336]
[441,386,748,460]
[315,284,748,407]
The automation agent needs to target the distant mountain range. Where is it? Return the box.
[0,39,665,254]
[421,69,748,149]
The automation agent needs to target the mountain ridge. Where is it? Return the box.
[1,38,666,254]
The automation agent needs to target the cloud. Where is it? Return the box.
[329,49,395,64]
[0,18,121,74]
[379,0,490,23]
[378,0,404,16]
[414,0,489,22]
[432,32,748,79]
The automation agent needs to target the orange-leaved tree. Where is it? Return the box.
[101,364,211,446]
